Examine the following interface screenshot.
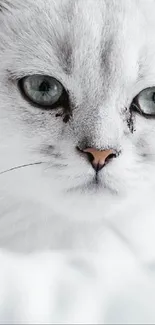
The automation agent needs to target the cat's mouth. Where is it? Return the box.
[68,174,113,194]
[90,175,109,190]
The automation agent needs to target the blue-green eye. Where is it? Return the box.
[20,75,63,107]
[136,87,155,116]
[132,87,155,117]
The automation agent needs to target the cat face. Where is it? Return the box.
[0,0,155,201]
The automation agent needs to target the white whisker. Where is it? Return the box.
[0,162,44,175]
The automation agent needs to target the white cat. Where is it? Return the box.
[0,0,155,323]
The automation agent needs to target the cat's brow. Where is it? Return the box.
[57,38,73,75]
[49,0,75,75]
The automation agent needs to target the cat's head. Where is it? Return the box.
[0,0,155,204]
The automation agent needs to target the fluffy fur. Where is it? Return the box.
[0,0,155,322]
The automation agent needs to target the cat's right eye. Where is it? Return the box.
[19,75,64,108]
[131,87,155,117]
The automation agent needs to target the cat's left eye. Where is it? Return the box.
[132,87,155,117]
[19,75,64,108]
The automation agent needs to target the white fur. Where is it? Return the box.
[0,0,155,323]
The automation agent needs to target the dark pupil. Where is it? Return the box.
[152,93,155,103]
[39,81,50,92]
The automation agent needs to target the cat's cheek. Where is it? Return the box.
[132,114,155,159]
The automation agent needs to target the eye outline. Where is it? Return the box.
[18,74,69,110]
[131,87,155,119]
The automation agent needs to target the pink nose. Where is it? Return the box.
[83,148,116,171]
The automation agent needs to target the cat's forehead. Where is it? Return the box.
[3,0,143,38]
[0,0,153,97]
[0,0,145,54]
